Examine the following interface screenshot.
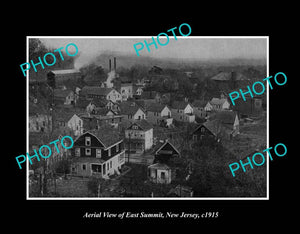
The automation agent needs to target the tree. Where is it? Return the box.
[80,63,106,84]
[87,177,107,197]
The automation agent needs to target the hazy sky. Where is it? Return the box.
[39,37,267,68]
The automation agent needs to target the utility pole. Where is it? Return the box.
[97,183,101,197]
[127,133,131,163]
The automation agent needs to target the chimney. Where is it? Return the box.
[114,57,116,71]
[109,59,111,72]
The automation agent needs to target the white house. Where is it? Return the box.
[67,114,84,136]
[119,101,146,121]
[53,89,76,105]
[125,119,153,153]
[146,103,173,126]
[120,83,133,101]
[209,98,230,111]
[148,163,171,184]
[170,101,195,123]
[204,101,213,112]
[80,86,122,103]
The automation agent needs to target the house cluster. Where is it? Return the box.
[29,58,248,194]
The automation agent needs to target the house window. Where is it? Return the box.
[108,148,111,157]
[201,127,205,133]
[85,148,91,156]
[116,144,119,152]
[132,125,138,130]
[85,136,91,146]
[110,161,112,168]
[82,164,86,170]
[75,148,80,157]
[192,135,197,141]
[161,171,166,179]
[96,149,101,158]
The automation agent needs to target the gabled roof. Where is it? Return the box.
[75,99,91,109]
[82,127,122,148]
[146,103,168,113]
[202,119,223,136]
[211,71,249,81]
[209,110,238,125]
[127,119,153,131]
[80,86,114,97]
[154,140,180,156]
[54,110,76,122]
[192,100,207,108]
[210,98,228,105]
[171,101,192,110]
[119,101,144,115]
[90,98,108,108]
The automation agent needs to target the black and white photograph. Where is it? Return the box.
[27,36,268,199]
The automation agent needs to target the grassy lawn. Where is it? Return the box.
[47,176,91,197]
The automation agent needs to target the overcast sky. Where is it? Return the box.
[40,37,267,68]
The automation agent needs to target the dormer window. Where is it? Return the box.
[132,125,138,130]
[85,136,91,146]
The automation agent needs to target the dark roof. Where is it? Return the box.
[141,90,158,99]
[49,69,81,75]
[81,86,113,97]
[148,163,170,170]
[210,98,227,105]
[211,71,249,81]
[75,99,91,109]
[53,109,76,122]
[135,99,156,110]
[153,140,180,156]
[128,119,153,131]
[53,89,73,98]
[209,110,238,124]
[93,107,109,115]
[119,101,143,115]
[171,101,191,109]
[192,100,207,108]
[90,98,108,108]
[202,119,223,136]
[87,127,122,148]
[146,103,167,112]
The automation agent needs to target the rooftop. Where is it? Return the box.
[53,89,73,98]
[81,86,114,97]
[49,69,81,75]
[127,119,153,131]
[119,101,144,115]
[209,110,238,124]
[210,97,227,105]
[87,127,122,148]
[146,102,167,112]
[171,101,191,109]
[211,71,249,81]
